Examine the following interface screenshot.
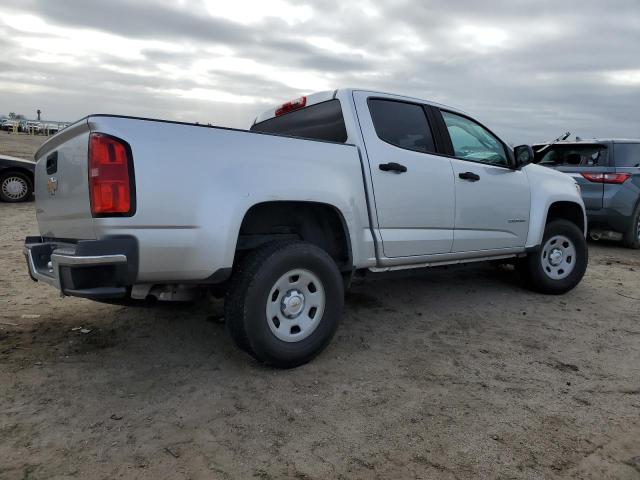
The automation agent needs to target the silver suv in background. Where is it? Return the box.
[534,139,640,249]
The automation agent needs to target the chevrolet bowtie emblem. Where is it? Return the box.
[47,177,58,195]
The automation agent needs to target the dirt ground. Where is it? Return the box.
[0,132,47,159]
[1,137,640,479]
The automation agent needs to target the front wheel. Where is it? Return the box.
[224,241,344,368]
[518,220,588,294]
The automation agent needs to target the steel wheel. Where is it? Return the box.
[540,234,576,280]
[266,268,326,343]
[225,241,344,367]
[520,220,588,294]
[1,175,29,201]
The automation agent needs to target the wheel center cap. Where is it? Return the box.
[281,290,305,318]
[549,248,563,266]
[7,181,22,194]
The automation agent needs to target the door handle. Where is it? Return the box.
[458,171,480,182]
[379,162,407,173]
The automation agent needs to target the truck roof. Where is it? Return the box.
[253,88,468,125]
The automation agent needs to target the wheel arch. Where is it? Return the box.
[526,199,587,250]
[545,201,586,233]
[234,200,353,272]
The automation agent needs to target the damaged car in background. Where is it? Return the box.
[534,138,640,249]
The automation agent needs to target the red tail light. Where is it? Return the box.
[581,172,631,184]
[275,96,307,116]
[88,133,135,216]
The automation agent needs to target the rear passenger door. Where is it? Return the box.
[353,92,455,257]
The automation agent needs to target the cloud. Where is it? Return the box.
[0,0,638,143]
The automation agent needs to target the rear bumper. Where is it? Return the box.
[24,236,138,299]
[586,208,633,233]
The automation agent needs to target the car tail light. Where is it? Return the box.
[275,96,307,116]
[88,133,135,216]
[581,172,631,184]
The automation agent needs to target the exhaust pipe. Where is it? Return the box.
[589,230,623,242]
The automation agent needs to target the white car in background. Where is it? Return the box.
[1,120,20,131]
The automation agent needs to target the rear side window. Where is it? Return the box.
[368,99,436,153]
[614,143,640,167]
[251,99,348,143]
[535,144,608,167]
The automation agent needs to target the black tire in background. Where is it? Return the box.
[0,171,33,202]
[518,219,588,294]
[622,202,640,249]
[224,241,344,368]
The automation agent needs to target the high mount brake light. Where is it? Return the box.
[581,172,631,184]
[88,133,134,216]
[275,96,307,116]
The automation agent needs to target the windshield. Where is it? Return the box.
[534,144,608,167]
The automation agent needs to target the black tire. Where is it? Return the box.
[622,202,640,249]
[518,220,588,294]
[0,171,33,202]
[224,241,344,368]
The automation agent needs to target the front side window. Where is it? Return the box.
[368,99,436,154]
[441,111,509,167]
[535,144,608,167]
[614,143,640,167]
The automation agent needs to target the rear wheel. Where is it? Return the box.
[622,203,640,249]
[224,241,344,368]
[518,220,588,294]
[0,172,32,202]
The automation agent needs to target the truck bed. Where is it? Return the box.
[33,115,375,282]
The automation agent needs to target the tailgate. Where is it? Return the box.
[34,119,95,239]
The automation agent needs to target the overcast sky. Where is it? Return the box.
[0,0,638,144]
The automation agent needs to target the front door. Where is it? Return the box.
[353,92,455,258]
[436,109,531,252]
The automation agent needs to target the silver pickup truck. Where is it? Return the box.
[24,88,588,367]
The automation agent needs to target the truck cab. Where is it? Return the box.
[252,89,584,263]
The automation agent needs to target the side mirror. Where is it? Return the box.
[514,144,534,169]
